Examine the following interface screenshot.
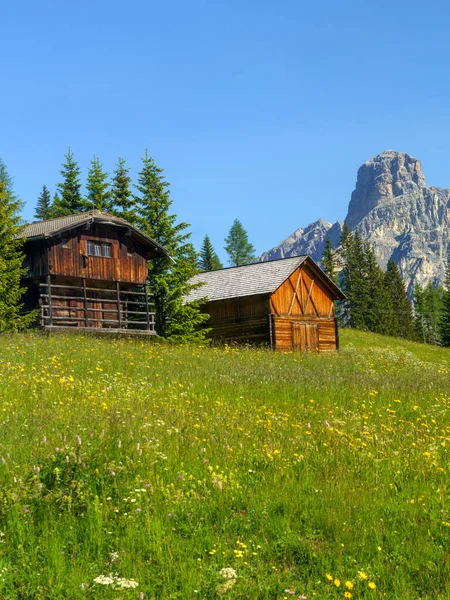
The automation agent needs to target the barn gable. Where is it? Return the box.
[186,257,345,352]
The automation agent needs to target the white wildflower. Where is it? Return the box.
[219,567,237,580]
[116,577,139,588]
[93,575,115,585]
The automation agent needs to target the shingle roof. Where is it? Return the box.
[185,256,309,303]
[19,210,169,257]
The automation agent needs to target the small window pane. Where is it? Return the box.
[87,241,94,255]
[103,243,111,258]
[94,242,102,256]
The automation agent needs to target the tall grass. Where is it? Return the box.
[0,330,449,599]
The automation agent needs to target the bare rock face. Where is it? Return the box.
[346,150,426,230]
[259,218,342,264]
[259,150,450,292]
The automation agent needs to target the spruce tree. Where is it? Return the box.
[321,237,337,283]
[0,161,36,331]
[414,282,444,344]
[384,259,415,339]
[337,222,353,326]
[364,241,389,334]
[54,149,85,216]
[440,257,450,347]
[86,156,112,212]
[35,185,53,221]
[111,158,135,222]
[134,151,208,340]
[224,219,256,266]
[198,235,223,271]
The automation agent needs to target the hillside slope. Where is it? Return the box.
[0,331,449,599]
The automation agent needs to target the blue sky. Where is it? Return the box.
[1,0,450,263]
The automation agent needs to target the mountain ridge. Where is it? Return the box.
[259,150,450,291]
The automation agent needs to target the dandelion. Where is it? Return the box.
[345,581,354,590]
[325,573,333,581]
[344,593,352,599]
[334,579,341,587]
[368,581,377,590]
[359,571,368,580]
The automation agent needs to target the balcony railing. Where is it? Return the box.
[39,279,156,335]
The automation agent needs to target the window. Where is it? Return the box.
[87,241,112,258]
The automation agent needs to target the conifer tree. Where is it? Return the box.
[86,156,112,212]
[413,282,444,344]
[134,151,208,340]
[337,222,353,325]
[321,237,337,283]
[384,259,415,339]
[224,219,256,266]
[35,185,53,220]
[111,158,135,222]
[53,149,85,216]
[198,235,223,271]
[364,241,389,334]
[0,160,36,331]
[440,256,450,347]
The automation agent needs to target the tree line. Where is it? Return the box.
[0,151,256,336]
[322,223,450,346]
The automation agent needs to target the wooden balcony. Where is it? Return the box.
[39,279,156,335]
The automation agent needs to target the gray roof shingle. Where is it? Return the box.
[186,256,309,303]
[19,210,169,256]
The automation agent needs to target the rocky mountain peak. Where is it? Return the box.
[346,150,426,229]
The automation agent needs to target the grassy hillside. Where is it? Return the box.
[0,330,449,599]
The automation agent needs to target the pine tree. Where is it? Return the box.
[0,160,36,331]
[364,241,389,334]
[440,257,450,346]
[198,235,223,271]
[35,185,53,220]
[134,151,209,340]
[321,237,337,283]
[224,219,256,266]
[413,282,444,344]
[111,158,135,222]
[384,259,415,339]
[53,149,85,216]
[86,156,112,212]
[337,222,353,326]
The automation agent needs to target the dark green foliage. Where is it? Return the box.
[364,241,390,335]
[339,229,369,329]
[413,282,444,344]
[440,257,450,347]
[384,259,415,339]
[321,237,337,283]
[53,149,85,216]
[198,235,223,271]
[34,185,53,221]
[86,156,112,212]
[134,151,209,340]
[224,219,256,266]
[0,161,36,331]
[111,158,135,222]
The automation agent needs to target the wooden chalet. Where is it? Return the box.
[20,211,169,335]
[186,256,346,352]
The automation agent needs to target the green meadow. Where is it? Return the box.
[0,330,450,599]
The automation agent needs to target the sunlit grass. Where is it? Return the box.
[0,330,449,599]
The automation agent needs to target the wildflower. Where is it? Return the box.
[220,567,237,579]
[359,571,368,580]
[334,579,341,587]
[325,573,333,581]
[368,581,376,590]
[93,575,115,585]
[345,581,353,590]
[344,593,352,599]
[116,578,139,588]
[168,513,173,517]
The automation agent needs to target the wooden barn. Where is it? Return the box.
[20,210,169,334]
[186,256,346,352]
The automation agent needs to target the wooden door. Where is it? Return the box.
[292,322,319,352]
